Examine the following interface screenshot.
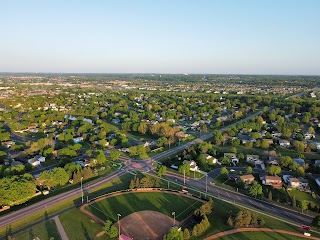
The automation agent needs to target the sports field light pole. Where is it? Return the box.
[81,177,84,203]
[117,213,121,238]
[172,212,176,226]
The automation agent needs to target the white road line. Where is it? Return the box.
[237,196,241,200]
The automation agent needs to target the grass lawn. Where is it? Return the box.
[12,220,61,240]
[59,208,106,240]
[216,231,308,240]
[191,198,317,240]
[288,189,320,206]
[85,192,202,222]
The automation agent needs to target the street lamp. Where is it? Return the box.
[117,213,121,238]
[81,177,84,203]
[206,174,208,193]
[172,212,176,226]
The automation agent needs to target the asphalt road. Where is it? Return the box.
[0,107,313,232]
[157,171,313,226]
[0,169,128,229]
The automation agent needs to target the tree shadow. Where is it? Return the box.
[81,222,91,240]
[28,227,35,240]
[44,211,58,240]
[5,225,12,239]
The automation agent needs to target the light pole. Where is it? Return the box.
[206,174,208,193]
[117,213,121,238]
[81,177,84,203]
[172,212,176,226]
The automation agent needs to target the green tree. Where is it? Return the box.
[157,165,167,177]
[52,167,69,187]
[268,190,273,201]
[38,170,54,190]
[220,167,229,176]
[246,166,253,174]
[261,139,270,149]
[266,165,281,176]
[312,215,320,228]
[110,150,120,161]
[300,200,308,212]
[292,195,296,207]
[179,163,190,175]
[163,226,183,240]
[248,181,262,198]
[183,228,190,240]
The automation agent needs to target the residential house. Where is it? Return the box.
[279,139,290,148]
[111,118,120,125]
[315,177,320,187]
[73,137,84,143]
[261,176,282,188]
[237,134,255,144]
[28,155,45,167]
[255,160,266,170]
[289,177,310,191]
[246,155,260,164]
[1,141,15,149]
[272,131,282,137]
[314,160,320,167]
[266,156,279,166]
[183,160,199,172]
[224,153,239,165]
[313,142,320,150]
[293,158,305,166]
[204,153,218,164]
[239,174,255,185]
[175,131,189,139]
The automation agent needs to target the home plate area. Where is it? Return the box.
[114,210,179,240]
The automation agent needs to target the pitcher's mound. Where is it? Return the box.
[114,210,179,240]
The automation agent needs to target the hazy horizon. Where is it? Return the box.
[1,0,320,75]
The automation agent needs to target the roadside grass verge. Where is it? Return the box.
[215,231,308,240]
[12,219,61,240]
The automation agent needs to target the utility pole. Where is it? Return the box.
[172,212,176,226]
[206,174,208,193]
[117,213,121,238]
[81,177,84,203]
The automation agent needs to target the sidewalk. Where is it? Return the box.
[53,216,69,240]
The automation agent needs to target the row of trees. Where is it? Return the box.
[128,176,161,189]
[0,174,36,206]
[227,210,265,227]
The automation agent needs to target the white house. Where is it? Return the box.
[183,160,199,172]
[73,137,84,143]
[246,155,260,164]
[279,139,290,148]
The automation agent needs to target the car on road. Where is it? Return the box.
[230,169,235,172]
[300,225,311,230]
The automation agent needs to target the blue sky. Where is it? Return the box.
[1,0,319,74]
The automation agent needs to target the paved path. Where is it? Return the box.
[204,228,319,240]
[53,216,69,240]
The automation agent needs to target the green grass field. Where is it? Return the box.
[12,220,61,240]
[192,198,314,240]
[216,231,308,240]
[85,192,202,222]
[288,189,320,205]
[59,208,106,240]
